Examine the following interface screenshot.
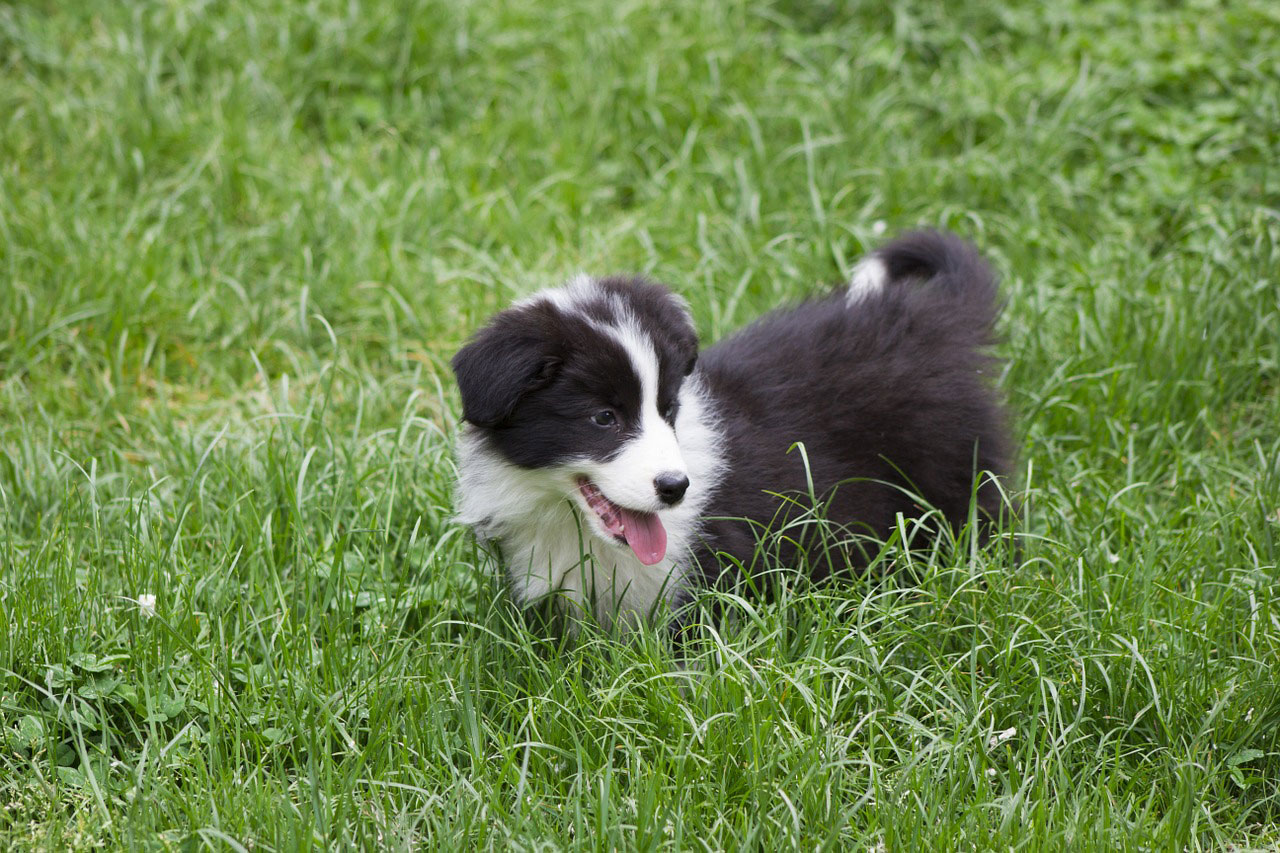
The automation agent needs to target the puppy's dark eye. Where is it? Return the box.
[591,410,617,427]
[662,402,678,423]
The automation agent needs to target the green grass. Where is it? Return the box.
[2,0,1279,847]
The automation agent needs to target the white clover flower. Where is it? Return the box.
[987,726,1017,750]
[138,594,157,618]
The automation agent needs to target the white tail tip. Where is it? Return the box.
[847,257,887,305]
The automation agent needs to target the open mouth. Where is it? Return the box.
[575,477,667,566]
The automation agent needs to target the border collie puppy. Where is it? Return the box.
[452,230,1012,629]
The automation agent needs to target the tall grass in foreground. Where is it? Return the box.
[2,0,1279,847]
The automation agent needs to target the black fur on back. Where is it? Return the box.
[692,230,1011,583]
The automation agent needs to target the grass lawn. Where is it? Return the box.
[3,0,1279,848]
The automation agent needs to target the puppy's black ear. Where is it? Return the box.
[451,320,561,428]
[658,308,698,376]
[676,328,698,376]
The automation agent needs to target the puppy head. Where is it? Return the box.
[452,276,699,564]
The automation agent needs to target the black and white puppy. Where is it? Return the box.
[452,230,1012,628]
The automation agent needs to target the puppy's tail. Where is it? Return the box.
[847,229,999,322]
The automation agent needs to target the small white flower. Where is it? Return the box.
[138,594,157,617]
[871,219,888,236]
[987,726,1017,749]
[986,768,997,779]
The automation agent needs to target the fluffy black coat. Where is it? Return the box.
[690,231,1011,585]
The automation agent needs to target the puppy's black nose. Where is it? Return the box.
[654,472,690,506]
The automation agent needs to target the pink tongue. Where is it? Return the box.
[619,507,667,565]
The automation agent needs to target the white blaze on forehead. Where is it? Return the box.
[583,313,688,511]
[605,315,661,405]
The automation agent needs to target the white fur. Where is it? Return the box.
[512,273,592,312]
[847,256,887,305]
[455,282,724,629]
